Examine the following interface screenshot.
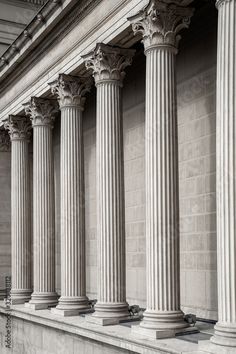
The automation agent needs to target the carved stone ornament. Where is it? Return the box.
[4,115,32,141]
[82,43,135,84]
[128,0,194,51]
[23,97,59,128]
[49,74,93,109]
[0,128,10,151]
[216,0,232,8]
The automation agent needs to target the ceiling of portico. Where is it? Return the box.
[0,0,46,56]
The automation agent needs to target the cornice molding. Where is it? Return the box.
[0,0,102,81]
[0,0,62,70]
[0,0,44,10]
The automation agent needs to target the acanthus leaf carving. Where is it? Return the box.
[128,0,194,51]
[49,74,93,109]
[82,43,135,84]
[23,97,59,128]
[4,115,32,142]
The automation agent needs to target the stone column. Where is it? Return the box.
[129,0,194,338]
[4,116,32,304]
[83,43,135,325]
[49,74,92,316]
[24,97,58,310]
[210,0,236,349]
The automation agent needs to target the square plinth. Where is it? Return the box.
[11,298,30,305]
[51,307,93,317]
[85,314,132,326]
[25,302,57,310]
[131,324,198,339]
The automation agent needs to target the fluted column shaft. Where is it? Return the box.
[83,43,135,324]
[129,0,194,337]
[50,73,92,315]
[96,81,126,306]
[24,97,58,309]
[60,106,87,302]
[211,0,236,348]
[5,116,32,304]
[144,47,182,320]
[33,125,55,294]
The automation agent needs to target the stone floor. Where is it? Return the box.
[0,302,218,354]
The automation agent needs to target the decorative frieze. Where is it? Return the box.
[128,0,194,51]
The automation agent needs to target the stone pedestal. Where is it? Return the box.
[5,116,32,304]
[24,97,58,310]
[210,0,236,349]
[83,43,135,325]
[129,0,194,338]
[50,74,92,316]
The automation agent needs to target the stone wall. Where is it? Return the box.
[177,8,217,320]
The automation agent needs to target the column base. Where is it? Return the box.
[26,292,58,310]
[86,302,131,326]
[11,289,32,304]
[132,323,197,339]
[51,296,92,317]
[132,310,193,339]
[210,323,236,348]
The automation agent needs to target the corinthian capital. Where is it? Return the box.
[23,97,59,128]
[49,74,93,109]
[0,128,10,151]
[4,115,32,141]
[82,43,135,84]
[128,0,194,51]
[216,0,232,8]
